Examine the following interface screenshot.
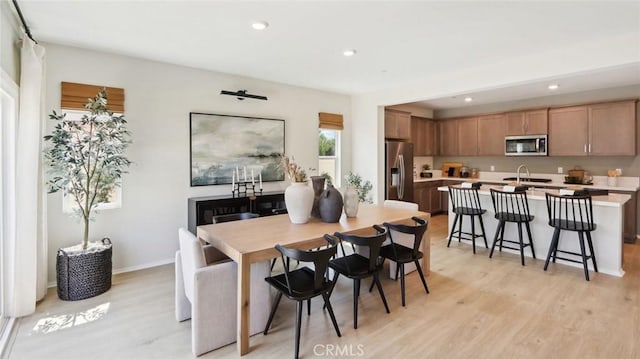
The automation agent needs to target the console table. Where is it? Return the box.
[187,191,285,233]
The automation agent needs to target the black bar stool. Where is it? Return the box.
[544,192,598,281]
[447,186,488,254]
[489,189,536,266]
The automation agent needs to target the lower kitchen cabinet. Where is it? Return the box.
[415,180,448,214]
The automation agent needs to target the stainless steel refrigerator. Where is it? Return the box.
[385,141,414,202]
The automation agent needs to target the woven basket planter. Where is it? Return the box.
[56,238,112,301]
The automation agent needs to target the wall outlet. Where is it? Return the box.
[557,167,563,174]
[490,165,495,172]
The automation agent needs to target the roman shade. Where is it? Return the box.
[61,81,125,112]
[318,112,343,130]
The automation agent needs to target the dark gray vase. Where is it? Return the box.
[310,176,325,218]
[319,185,344,223]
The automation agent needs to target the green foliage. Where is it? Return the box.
[44,89,132,249]
[422,164,431,170]
[320,172,333,186]
[344,172,373,203]
[319,132,335,156]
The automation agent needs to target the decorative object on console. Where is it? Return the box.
[190,113,284,186]
[420,164,433,178]
[45,88,131,300]
[281,156,313,224]
[319,185,344,223]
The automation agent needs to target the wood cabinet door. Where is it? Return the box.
[385,109,411,140]
[414,184,430,212]
[548,106,589,156]
[424,119,436,156]
[588,101,636,156]
[428,186,442,213]
[477,114,505,155]
[411,116,432,156]
[505,111,525,135]
[439,120,458,156]
[524,109,548,135]
[457,117,478,156]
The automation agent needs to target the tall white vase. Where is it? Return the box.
[284,182,314,224]
[342,185,359,217]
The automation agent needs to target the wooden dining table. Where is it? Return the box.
[196,203,430,355]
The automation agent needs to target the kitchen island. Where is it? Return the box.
[437,185,631,277]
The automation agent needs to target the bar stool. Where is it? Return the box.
[447,186,488,254]
[544,192,598,281]
[489,189,536,266]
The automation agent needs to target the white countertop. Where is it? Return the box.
[415,171,640,192]
[436,184,631,208]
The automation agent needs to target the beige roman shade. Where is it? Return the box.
[318,112,344,130]
[61,81,125,113]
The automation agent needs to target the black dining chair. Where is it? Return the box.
[263,236,341,359]
[544,192,598,281]
[328,225,390,329]
[369,217,430,307]
[489,188,536,266]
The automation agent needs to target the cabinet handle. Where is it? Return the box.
[584,144,587,153]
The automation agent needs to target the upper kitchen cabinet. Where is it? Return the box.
[549,100,637,156]
[505,109,548,136]
[477,114,506,156]
[438,119,458,156]
[588,100,637,156]
[411,116,437,156]
[385,109,411,140]
[457,117,478,156]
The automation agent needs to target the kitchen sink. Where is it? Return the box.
[502,177,552,183]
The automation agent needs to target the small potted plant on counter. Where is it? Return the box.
[44,89,132,301]
[421,164,433,178]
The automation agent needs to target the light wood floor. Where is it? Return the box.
[5,215,640,358]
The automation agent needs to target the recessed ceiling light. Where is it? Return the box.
[343,49,357,57]
[548,83,559,90]
[464,97,473,102]
[252,21,269,30]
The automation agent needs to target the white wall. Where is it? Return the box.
[352,32,640,203]
[1,0,21,82]
[44,43,351,283]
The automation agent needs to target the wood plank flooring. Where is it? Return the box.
[5,214,640,358]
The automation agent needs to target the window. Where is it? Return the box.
[318,129,340,187]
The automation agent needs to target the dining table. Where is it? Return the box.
[196,203,430,355]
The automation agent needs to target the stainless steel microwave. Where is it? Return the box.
[505,135,547,156]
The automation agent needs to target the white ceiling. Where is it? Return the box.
[14,1,640,109]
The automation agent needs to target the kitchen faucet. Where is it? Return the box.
[516,164,530,184]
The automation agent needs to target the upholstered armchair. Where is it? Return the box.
[175,228,271,356]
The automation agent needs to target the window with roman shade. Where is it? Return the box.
[60,81,125,112]
[318,112,343,187]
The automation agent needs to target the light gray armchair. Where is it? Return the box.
[175,228,271,356]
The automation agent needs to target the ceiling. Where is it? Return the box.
[14,1,640,109]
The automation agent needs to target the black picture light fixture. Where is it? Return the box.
[220,89,268,101]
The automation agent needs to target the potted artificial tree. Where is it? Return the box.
[44,89,132,301]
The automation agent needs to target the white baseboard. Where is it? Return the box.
[47,257,175,288]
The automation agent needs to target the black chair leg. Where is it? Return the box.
[415,260,429,294]
[400,263,406,307]
[448,214,459,247]
[368,278,375,293]
[264,291,283,334]
[294,300,303,359]
[544,228,561,271]
[577,232,590,281]
[586,231,598,272]
[457,214,464,243]
[525,222,536,259]
[373,273,390,314]
[353,279,360,329]
[307,299,311,316]
[478,215,488,248]
[489,221,503,258]
[517,222,525,266]
[270,258,277,271]
[470,215,477,254]
[321,293,341,337]
[499,222,506,252]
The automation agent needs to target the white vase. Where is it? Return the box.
[284,182,314,224]
[343,185,359,217]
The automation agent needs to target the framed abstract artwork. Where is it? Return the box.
[190,112,285,186]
